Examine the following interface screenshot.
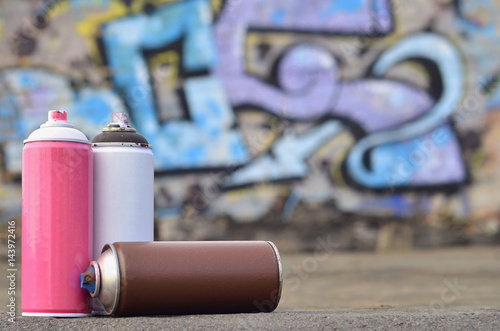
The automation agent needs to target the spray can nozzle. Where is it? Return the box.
[103,113,136,132]
[40,110,74,128]
[80,265,96,294]
[49,110,68,122]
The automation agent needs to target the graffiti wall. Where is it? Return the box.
[1,0,500,246]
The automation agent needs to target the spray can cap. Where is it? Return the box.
[24,110,91,144]
[92,113,151,148]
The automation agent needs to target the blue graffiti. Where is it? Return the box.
[0,0,475,226]
[0,68,120,146]
[346,33,465,189]
[219,0,393,33]
[454,0,500,111]
[377,124,465,187]
[214,0,393,121]
[226,120,344,187]
[101,0,249,170]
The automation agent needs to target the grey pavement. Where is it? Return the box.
[2,246,499,330]
[1,308,500,330]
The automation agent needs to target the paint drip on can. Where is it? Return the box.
[81,241,282,316]
[91,113,154,260]
[22,110,93,317]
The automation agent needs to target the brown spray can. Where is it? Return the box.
[81,241,282,316]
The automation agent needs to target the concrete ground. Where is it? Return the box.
[2,308,500,330]
[1,246,499,330]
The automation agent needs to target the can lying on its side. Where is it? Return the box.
[81,241,282,316]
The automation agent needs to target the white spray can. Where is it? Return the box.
[91,113,154,259]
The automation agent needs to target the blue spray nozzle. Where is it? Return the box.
[80,265,96,293]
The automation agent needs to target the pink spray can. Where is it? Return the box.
[22,110,93,317]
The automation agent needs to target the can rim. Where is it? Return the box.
[89,261,101,298]
[23,138,92,144]
[108,243,121,315]
[92,142,153,149]
[99,243,121,315]
[266,241,283,310]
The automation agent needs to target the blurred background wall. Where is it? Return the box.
[1,0,500,250]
